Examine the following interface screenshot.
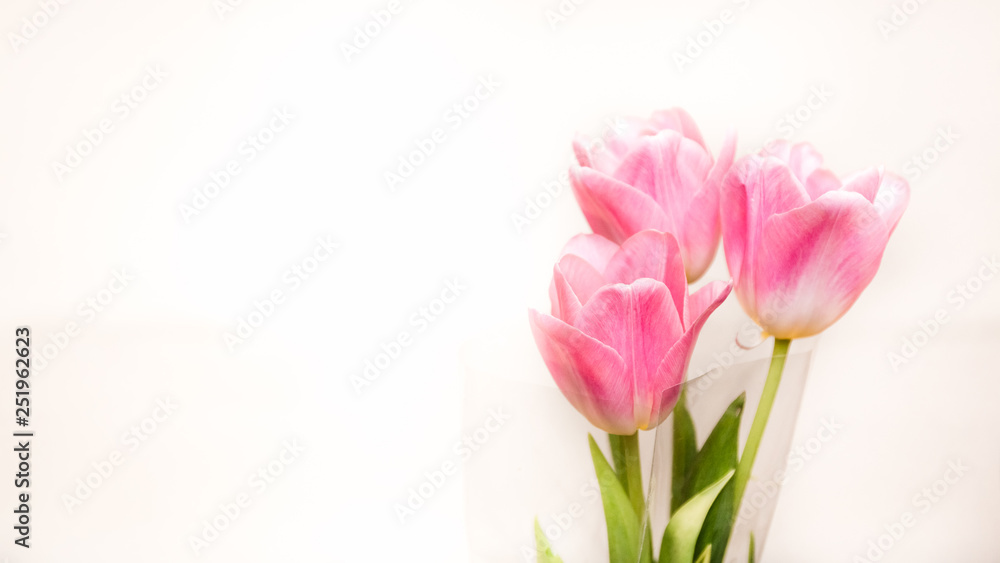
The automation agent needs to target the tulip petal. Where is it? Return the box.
[650,108,708,152]
[603,230,688,322]
[756,191,890,338]
[556,255,606,306]
[602,117,660,159]
[749,157,813,217]
[649,281,732,428]
[686,280,733,331]
[679,187,720,283]
[841,167,881,203]
[787,143,825,184]
[766,142,840,201]
[721,156,810,287]
[873,172,910,234]
[611,130,713,224]
[559,233,620,272]
[760,141,825,185]
[575,279,684,430]
[571,166,671,244]
[705,128,737,194]
[573,118,659,175]
[529,310,635,435]
[550,264,583,324]
[803,168,841,200]
[759,139,791,160]
[573,134,628,176]
[679,128,735,281]
[573,134,596,169]
[550,246,609,322]
[720,167,748,284]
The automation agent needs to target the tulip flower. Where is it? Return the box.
[718,142,910,542]
[720,141,910,339]
[571,108,737,282]
[528,230,731,435]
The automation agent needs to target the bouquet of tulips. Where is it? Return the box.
[529,109,909,563]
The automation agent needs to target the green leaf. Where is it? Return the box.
[688,393,744,494]
[659,470,734,563]
[695,480,735,563]
[608,434,630,492]
[671,390,697,514]
[692,393,746,563]
[695,544,712,563]
[748,532,756,563]
[534,518,564,563]
[588,434,641,563]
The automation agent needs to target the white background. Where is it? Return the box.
[0,0,998,561]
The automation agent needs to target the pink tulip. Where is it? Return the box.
[720,141,910,339]
[529,230,731,435]
[571,108,737,283]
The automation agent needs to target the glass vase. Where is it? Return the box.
[640,337,817,563]
[461,326,815,563]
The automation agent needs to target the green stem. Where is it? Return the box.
[620,432,653,563]
[608,434,629,492]
[732,338,791,513]
[620,431,645,518]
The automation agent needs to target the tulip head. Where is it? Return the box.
[720,141,910,339]
[570,108,737,282]
[529,230,731,435]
